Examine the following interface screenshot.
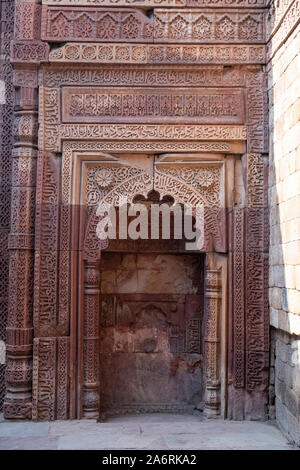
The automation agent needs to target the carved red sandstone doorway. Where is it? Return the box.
[30,149,237,421]
[79,155,228,420]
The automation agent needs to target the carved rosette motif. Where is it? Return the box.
[49,42,266,65]
[61,140,233,206]
[82,161,226,258]
[85,164,222,208]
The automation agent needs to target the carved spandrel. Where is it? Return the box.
[85,163,223,207]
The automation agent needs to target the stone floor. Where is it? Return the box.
[0,413,297,450]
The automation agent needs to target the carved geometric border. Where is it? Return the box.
[49,42,266,65]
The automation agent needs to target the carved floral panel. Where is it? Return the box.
[41,6,266,43]
[11,41,50,64]
[154,9,265,43]
[41,6,153,42]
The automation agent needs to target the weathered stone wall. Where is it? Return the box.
[268,0,300,445]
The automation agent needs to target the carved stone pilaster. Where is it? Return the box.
[204,265,222,418]
[244,153,269,414]
[82,261,100,419]
[3,68,38,419]
[0,0,15,410]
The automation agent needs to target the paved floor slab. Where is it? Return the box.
[0,413,297,450]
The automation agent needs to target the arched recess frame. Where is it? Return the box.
[77,147,229,420]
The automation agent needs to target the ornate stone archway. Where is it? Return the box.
[80,162,226,418]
